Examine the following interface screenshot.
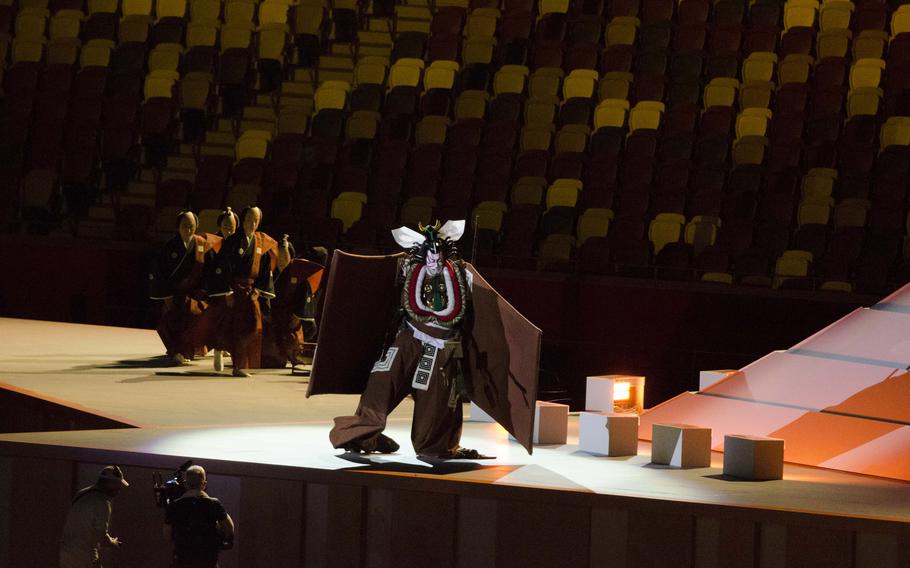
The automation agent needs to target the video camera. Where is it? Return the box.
[152,460,193,508]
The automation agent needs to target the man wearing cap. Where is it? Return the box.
[59,465,128,568]
[164,465,234,568]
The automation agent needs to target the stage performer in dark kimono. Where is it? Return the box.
[202,206,278,377]
[260,236,325,370]
[327,221,492,458]
[149,211,214,365]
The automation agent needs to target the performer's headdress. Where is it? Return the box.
[217,206,238,226]
[392,220,465,262]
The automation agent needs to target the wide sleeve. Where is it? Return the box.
[204,247,233,297]
[148,250,174,300]
[255,252,276,298]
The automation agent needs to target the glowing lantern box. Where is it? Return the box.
[651,423,712,468]
[585,375,646,414]
[578,412,639,456]
[723,434,784,481]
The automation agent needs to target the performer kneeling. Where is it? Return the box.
[202,206,278,377]
[149,211,212,365]
[329,221,486,459]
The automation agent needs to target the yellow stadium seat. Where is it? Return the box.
[144,69,179,100]
[629,100,664,132]
[236,130,271,160]
[12,38,43,64]
[847,86,882,117]
[389,57,424,89]
[545,179,582,210]
[314,80,349,111]
[784,0,818,30]
[225,184,260,211]
[594,98,629,129]
[156,0,186,19]
[196,209,222,233]
[424,60,458,91]
[801,168,837,201]
[89,0,118,14]
[462,36,495,65]
[742,52,777,83]
[577,208,614,245]
[702,272,734,284]
[473,200,507,231]
[735,107,772,139]
[880,116,910,148]
[494,64,529,96]
[454,89,488,119]
[562,69,598,100]
[465,9,498,37]
[819,0,853,31]
[355,56,388,86]
[258,1,288,25]
[118,15,149,43]
[331,192,367,232]
[400,196,437,228]
[648,212,685,254]
[47,38,79,65]
[16,10,47,40]
[345,110,380,140]
[293,3,324,36]
[149,42,182,72]
[892,4,910,37]
[257,24,288,60]
[539,234,575,268]
[539,0,569,16]
[739,80,774,109]
[122,0,152,17]
[684,215,720,255]
[278,108,309,135]
[415,115,449,146]
[820,280,853,292]
[797,198,833,226]
[849,57,885,90]
[852,29,887,60]
[79,38,112,67]
[833,198,869,228]
[225,1,254,24]
[816,29,851,59]
[191,0,221,22]
[703,77,739,108]
[522,124,555,152]
[179,72,212,110]
[605,16,639,47]
[778,54,813,84]
[186,22,217,48]
[512,176,547,205]
[529,67,563,99]
[773,249,812,288]
[555,124,589,153]
[49,10,81,40]
[524,97,558,126]
[598,71,633,101]
[732,136,768,165]
[221,21,253,50]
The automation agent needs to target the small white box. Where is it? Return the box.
[511,401,570,445]
[467,401,496,422]
[723,434,784,480]
[699,369,736,391]
[578,412,639,456]
[651,423,712,468]
[585,375,646,413]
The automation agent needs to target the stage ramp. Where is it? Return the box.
[640,283,910,481]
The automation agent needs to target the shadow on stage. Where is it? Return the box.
[336,452,517,476]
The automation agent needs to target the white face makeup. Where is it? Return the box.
[243,209,261,237]
[220,215,237,237]
[426,250,442,276]
[178,215,196,243]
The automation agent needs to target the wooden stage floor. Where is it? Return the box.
[1,318,909,568]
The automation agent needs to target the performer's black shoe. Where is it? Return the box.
[343,434,400,454]
[432,447,495,460]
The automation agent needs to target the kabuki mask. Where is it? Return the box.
[391,220,469,326]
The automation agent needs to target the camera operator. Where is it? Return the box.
[59,465,128,568]
[163,465,234,568]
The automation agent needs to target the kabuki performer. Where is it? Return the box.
[201,206,279,377]
[260,236,325,370]
[309,220,542,459]
[148,211,214,365]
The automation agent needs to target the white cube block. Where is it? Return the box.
[699,369,736,391]
[467,401,496,422]
[651,423,712,468]
[586,376,616,411]
[723,434,784,480]
[578,412,639,456]
[534,401,569,445]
